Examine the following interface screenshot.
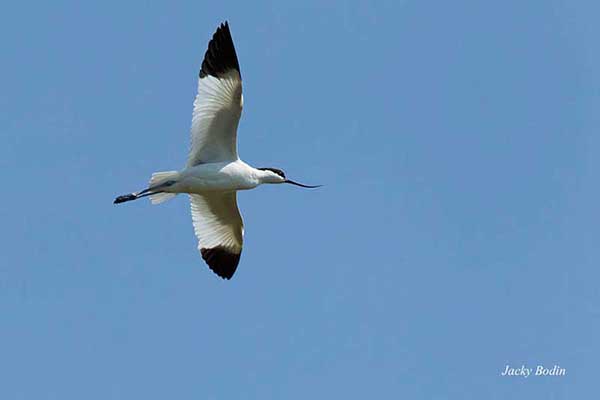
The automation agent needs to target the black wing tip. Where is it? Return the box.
[201,246,241,280]
[199,21,241,79]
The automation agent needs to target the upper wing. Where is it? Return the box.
[190,192,244,279]
[187,22,243,166]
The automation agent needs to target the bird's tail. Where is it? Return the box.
[148,171,179,205]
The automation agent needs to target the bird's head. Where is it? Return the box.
[257,167,322,188]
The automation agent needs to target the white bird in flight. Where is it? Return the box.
[114,21,320,280]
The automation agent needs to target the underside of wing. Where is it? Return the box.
[188,22,243,166]
[190,192,244,279]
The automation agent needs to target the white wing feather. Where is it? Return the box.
[190,192,243,251]
[187,71,243,166]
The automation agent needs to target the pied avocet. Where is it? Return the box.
[114,22,320,280]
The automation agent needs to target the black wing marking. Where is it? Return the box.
[201,246,242,280]
[199,21,241,79]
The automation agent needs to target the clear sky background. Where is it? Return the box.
[1,1,598,398]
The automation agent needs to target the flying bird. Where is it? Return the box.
[114,21,320,280]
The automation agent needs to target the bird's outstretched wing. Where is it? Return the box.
[190,192,244,279]
[187,21,243,166]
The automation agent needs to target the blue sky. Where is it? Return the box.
[1,1,598,398]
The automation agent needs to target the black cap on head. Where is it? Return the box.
[258,167,285,179]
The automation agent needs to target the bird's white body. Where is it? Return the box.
[166,160,276,194]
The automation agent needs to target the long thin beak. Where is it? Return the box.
[284,179,323,189]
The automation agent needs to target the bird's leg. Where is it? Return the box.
[114,179,176,204]
[114,187,162,204]
[134,190,161,199]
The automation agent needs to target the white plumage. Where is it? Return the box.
[188,70,243,166]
